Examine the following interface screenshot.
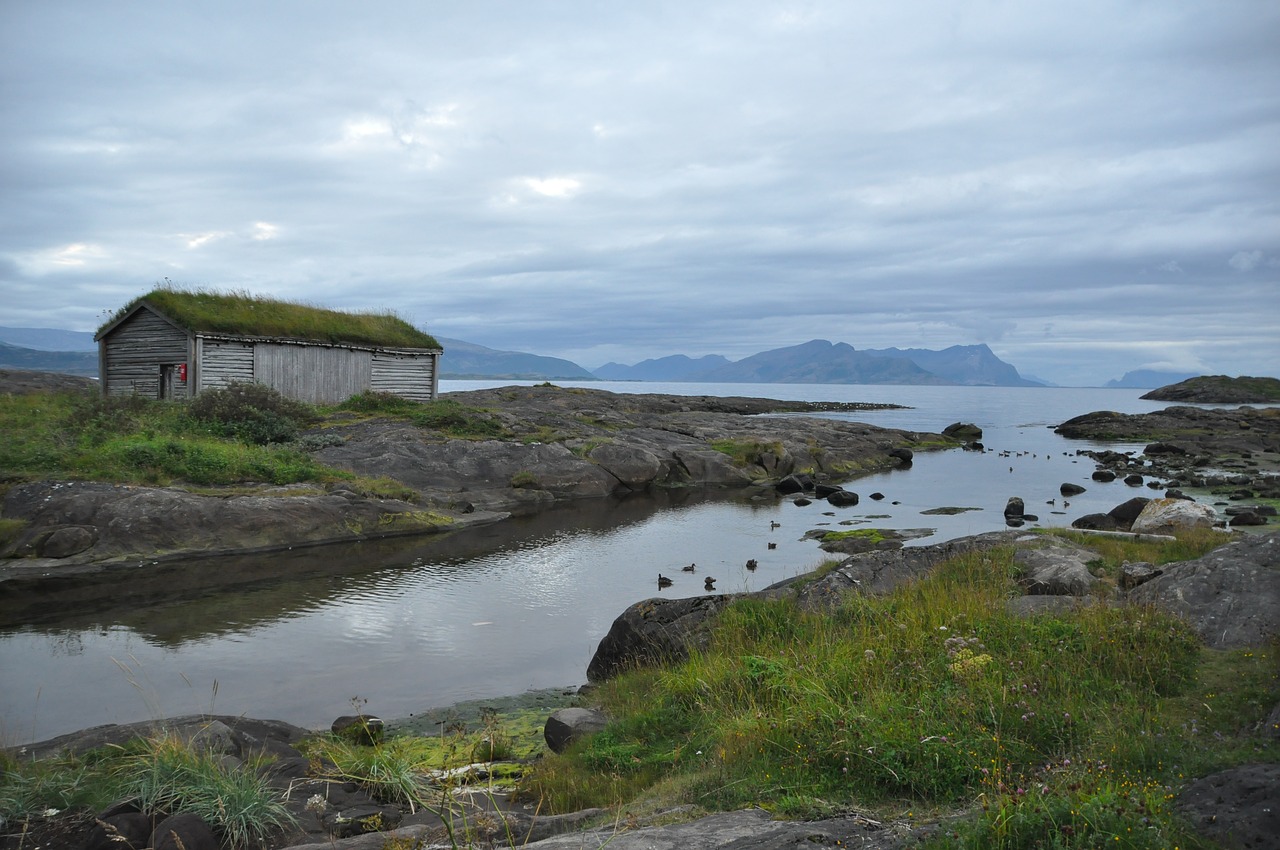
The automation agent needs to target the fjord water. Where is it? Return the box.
[1,383,1174,745]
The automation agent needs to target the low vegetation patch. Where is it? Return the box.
[518,537,1278,848]
[820,528,886,544]
[407,400,506,440]
[0,732,295,848]
[709,439,784,468]
[0,386,411,492]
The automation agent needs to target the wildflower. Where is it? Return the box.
[41,808,60,818]
[305,794,328,814]
[864,649,875,661]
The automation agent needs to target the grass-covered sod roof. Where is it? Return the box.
[100,288,441,349]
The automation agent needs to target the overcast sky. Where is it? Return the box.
[2,1,1277,385]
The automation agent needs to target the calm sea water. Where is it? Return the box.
[0,383,1179,744]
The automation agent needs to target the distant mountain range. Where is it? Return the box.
[0,326,1062,388]
[435,337,595,380]
[0,339,97,376]
[1103,369,1199,389]
[598,340,1044,387]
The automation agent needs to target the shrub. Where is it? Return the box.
[410,400,505,439]
[188,382,317,445]
[338,391,422,415]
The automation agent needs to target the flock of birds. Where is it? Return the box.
[657,523,771,592]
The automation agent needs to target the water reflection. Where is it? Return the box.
[2,385,1182,744]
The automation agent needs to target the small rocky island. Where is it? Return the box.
[1140,374,1280,403]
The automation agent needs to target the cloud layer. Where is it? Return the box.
[2,1,1277,384]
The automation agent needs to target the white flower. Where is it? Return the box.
[42,808,61,818]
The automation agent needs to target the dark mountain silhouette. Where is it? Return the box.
[436,337,595,380]
[593,340,1039,386]
[865,345,1043,386]
[1104,369,1199,389]
[595,354,731,381]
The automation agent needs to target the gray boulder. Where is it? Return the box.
[544,707,608,754]
[1013,537,1099,596]
[588,443,666,491]
[1060,482,1087,497]
[1004,497,1025,519]
[1119,561,1161,590]
[943,422,983,440]
[826,489,860,507]
[586,593,741,682]
[1131,498,1217,534]
[1127,531,1280,648]
[1107,497,1151,527]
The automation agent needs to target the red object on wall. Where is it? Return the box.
[177,363,187,382]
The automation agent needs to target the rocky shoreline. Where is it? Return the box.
[8,527,1278,850]
[0,384,936,586]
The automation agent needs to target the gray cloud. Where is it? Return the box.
[1,0,1277,385]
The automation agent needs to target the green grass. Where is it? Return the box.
[820,528,886,544]
[0,731,296,848]
[517,539,1278,848]
[709,439,784,468]
[103,286,439,349]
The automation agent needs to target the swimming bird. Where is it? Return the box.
[767,542,777,550]
[770,521,781,530]
[658,574,673,589]
[681,562,696,572]
[745,558,758,571]
[704,576,716,590]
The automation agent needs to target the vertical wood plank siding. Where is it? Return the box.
[198,339,255,391]
[371,352,438,401]
[253,343,373,404]
[103,310,191,398]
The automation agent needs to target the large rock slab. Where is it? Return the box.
[1127,531,1280,648]
[1131,498,1218,534]
[1012,536,1099,596]
[0,481,481,572]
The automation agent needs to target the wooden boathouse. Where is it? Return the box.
[95,289,443,403]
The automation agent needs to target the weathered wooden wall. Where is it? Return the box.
[371,351,438,402]
[196,339,255,392]
[102,309,190,398]
[254,342,373,404]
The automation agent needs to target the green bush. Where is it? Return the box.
[338,390,423,415]
[188,382,318,445]
[410,400,505,439]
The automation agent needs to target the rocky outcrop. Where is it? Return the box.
[586,593,741,682]
[1130,498,1217,535]
[0,481,493,579]
[1,387,941,572]
[1012,536,1100,596]
[1141,375,1280,403]
[1055,406,1280,501]
[1127,531,1280,648]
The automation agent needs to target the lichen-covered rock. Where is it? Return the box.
[1131,498,1217,534]
[1127,531,1279,648]
[1013,538,1099,596]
